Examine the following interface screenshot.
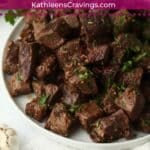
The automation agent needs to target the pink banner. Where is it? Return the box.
[0,0,150,9]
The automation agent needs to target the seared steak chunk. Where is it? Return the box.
[35,55,56,80]
[90,109,131,142]
[67,66,98,95]
[7,72,32,97]
[26,98,48,121]
[57,39,86,70]
[87,45,110,65]
[4,41,19,74]
[119,67,143,87]
[19,42,39,82]
[32,81,61,105]
[20,24,35,42]
[102,86,119,114]
[115,87,145,121]
[76,101,103,130]
[45,103,73,136]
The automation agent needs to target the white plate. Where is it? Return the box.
[0,19,150,150]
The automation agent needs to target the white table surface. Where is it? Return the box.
[0,11,149,150]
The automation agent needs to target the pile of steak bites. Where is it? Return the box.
[4,9,150,142]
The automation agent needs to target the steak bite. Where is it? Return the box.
[32,81,61,105]
[67,66,98,95]
[45,103,73,136]
[20,24,35,42]
[119,67,143,87]
[18,42,39,82]
[87,44,110,65]
[35,55,56,80]
[90,109,132,142]
[37,15,80,49]
[4,41,19,74]
[44,84,61,105]
[37,30,65,50]
[76,101,103,130]
[79,13,112,44]
[56,39,87,70]
[110,10,133,35]
[115,87,145,121]
[61,84,83,106]
[25,98,48,122]
[111,34,142,65]
[102,85,119,114]
[7,72,32,97]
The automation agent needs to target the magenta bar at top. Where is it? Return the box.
[0,0,150,9]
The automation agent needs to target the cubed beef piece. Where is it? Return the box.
[20,24,35,42]
[35,55,56,80]
[45,103,73,136]
[37,29,65,50]
[7,72,32,97]
[61,84,82,105]
[32,81,61,105]
[19,42,39,82]
[25,98,48,122]
[110,10,133,35]
[102,86,119,114]
[119,67,143,87]
[76,102,103,130]
[90,109,132,142]
[67,66,98,95]
[44,84,61,105]
[3,41,19,74]
[111,34,142,65]
[37,15,80,49]
[79,13,112,44]
[135,106,150,133]
[87,45,110,65]
[115,87,145,121]
[141,79,150,103]
[57,39,87,70]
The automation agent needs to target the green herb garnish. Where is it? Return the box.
[133,52,147,62]
[76,68,93,80]
[38,94,49,105]
[16,73,22,81]
[121,60,133,72]
[69,104,80,114]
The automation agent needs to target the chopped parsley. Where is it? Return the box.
[69,104,80,114]
[121,60,133,72]
[16,73,22,81]
[38,94,49,105]
[76,67,93,80]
